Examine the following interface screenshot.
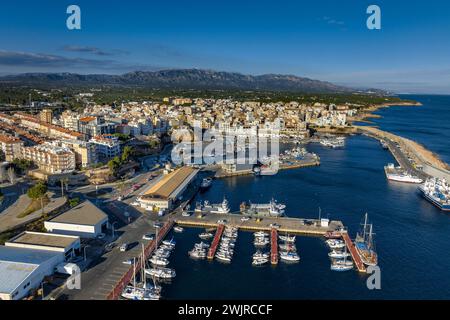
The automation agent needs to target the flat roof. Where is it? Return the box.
[7,232,79,249]
[48,200,108,226]
[0,246,59,295]
[143,167,197,200]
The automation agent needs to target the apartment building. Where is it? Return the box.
[21,142,76,174]
[61,140,98,168]
[89,134,121,160]
[0,134,23,161]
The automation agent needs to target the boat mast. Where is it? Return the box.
[368,224,373,251]
[141,244,146,289]
[362,213,368,240]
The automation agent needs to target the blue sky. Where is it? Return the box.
[0,0,450,93]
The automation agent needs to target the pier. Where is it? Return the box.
[207,224,225,260]
[175,211,344,236]
[270,228,278,265]
[342,232,366,273]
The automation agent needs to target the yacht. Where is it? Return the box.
[279,235,296,243]
[326,239,345,250]
[189,248,207,259]
[280,251,300,262]
[330,259,354,272]
[199,232,214,240]
[252,256,269,266]
[173,226,184,233]
[328,250,351,259]
[149,256,169,266]
[121,285,160,300]
[200,177,213,189]
[254,231,269,237]
[145,267,176,279]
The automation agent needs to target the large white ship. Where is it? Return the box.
[384,163,423,184]
[419,178,450,211]
[240,198,286,217]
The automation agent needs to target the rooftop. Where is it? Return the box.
[7,231,80,249]
[143,166,198,200]
[48,200,108,226]
[0,246,59,295]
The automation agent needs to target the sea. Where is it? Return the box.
[163,95,450,300]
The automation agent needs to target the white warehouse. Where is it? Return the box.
[44,200,109,238]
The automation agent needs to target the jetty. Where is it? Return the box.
[270,228,278,265]
[342,232,366,273]
[175,211,344,236]
[207,224,225,260]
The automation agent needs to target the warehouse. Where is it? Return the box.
[5,231,81,261]
[0,246,63,300]
[138,166,199,210]
[44,200,109,238]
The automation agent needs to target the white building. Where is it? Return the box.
[0,246,63,300]
[89,134,121,160]
[44,200,109,238]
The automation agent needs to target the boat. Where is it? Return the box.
[252,256,269,266]
[279,235,296,243]
[254,238,269,247]
[240,199,286,217]
[326,239,345,250]
[330,259,354,272]
[194,242,210,249]
[215,252,232,262]
[254,231,269,237]
[182,210,191,217]
[154,249,170,258]
[253,251,270,259]
[189,248,207,259]
[355,213,378,266]
[259,164,279,176]
[122,258,161,300]
[162,238,176,247]
[280,251,300,262]
[199,198,231,214]
[279,243,296,251]
[145,267,176,279]
[173,226,184,233]
[200,177,213,189]
[380,140,389,150]
[199,232,214,240]
[320,137,345,148]
[328,250,351,259]
[324,229,344,239]
[419,178,450,211]
[150,257,169,266]
[384,163,423,184]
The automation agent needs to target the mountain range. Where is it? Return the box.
[0,69,385,94]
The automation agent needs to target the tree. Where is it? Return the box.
[12,159,33,174]
[27,182,48,214]
[107,156,121,176]
[69,197,80,208]
[121,146,133,163]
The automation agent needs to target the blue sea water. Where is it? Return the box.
[163,95,450,300]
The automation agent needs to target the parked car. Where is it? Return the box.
[241,216,250,222]
[153,221,164,228]
[269,223,281,229]
[217,219,227,224]
[119,243,129,252]
[122,259,134,265]
[142,233,154,241]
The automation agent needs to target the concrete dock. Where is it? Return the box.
[174,211,344,236]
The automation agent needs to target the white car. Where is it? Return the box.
[131,201,140,206]
[142,234,154,241]
[241,216,250,222]
[119,243,129,252]
[217,219,227,224]
[122,259,133,265]
[269,223,281,229]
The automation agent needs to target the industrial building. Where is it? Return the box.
[138,166,199,210]
[0,246,63,300]
[44,200,109,238]
[5,231,81,261]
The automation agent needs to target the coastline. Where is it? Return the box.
[349,100,422,124]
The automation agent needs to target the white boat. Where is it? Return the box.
[121,285,160,300]
[162,238,176,247]
[201,198,231,214]
[419,178,450,211]
[200,177,213,189]
[326,239,345,250]
[330,261,354,272]
[241,198,286,217]
[150,257,169,266]
[154,250,170,259]
[145,268,176,279]
[194,242,210,249]
[254,238,269,247]
[173,226,184,233]
[215,252,232,262]
[252,257,269,266]
[254,231,269,237]
[279,235,296,243]
[182,210,191,217]
[279,243,296,251]
[189,248,207,259]
[280,251,300,262]
[253,251,269,259]
[199,232,214,240]
[328,250,351,259]
[384,163,423,184]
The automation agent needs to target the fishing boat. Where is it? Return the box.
[355,213,378,266]
[150,256,169,266]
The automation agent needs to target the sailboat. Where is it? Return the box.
[121,257,160,300]
[355,213,378,267]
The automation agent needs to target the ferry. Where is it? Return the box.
[419,178,450,211]
[240,199,286,217]
[355,213,378,267]
[384,163,423,184]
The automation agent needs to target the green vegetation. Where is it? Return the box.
[27,182,48,200]
[112,133,131,142]
[18,196,50,218]
[12,159,34,174]
[107,146,135,176]
[69,197,81,208]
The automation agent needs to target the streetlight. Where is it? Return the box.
[83,245,90,262]
[112,222,118,238]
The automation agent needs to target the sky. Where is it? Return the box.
[0,0,450,94]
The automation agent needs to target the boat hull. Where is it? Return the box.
[420,189,450,211]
